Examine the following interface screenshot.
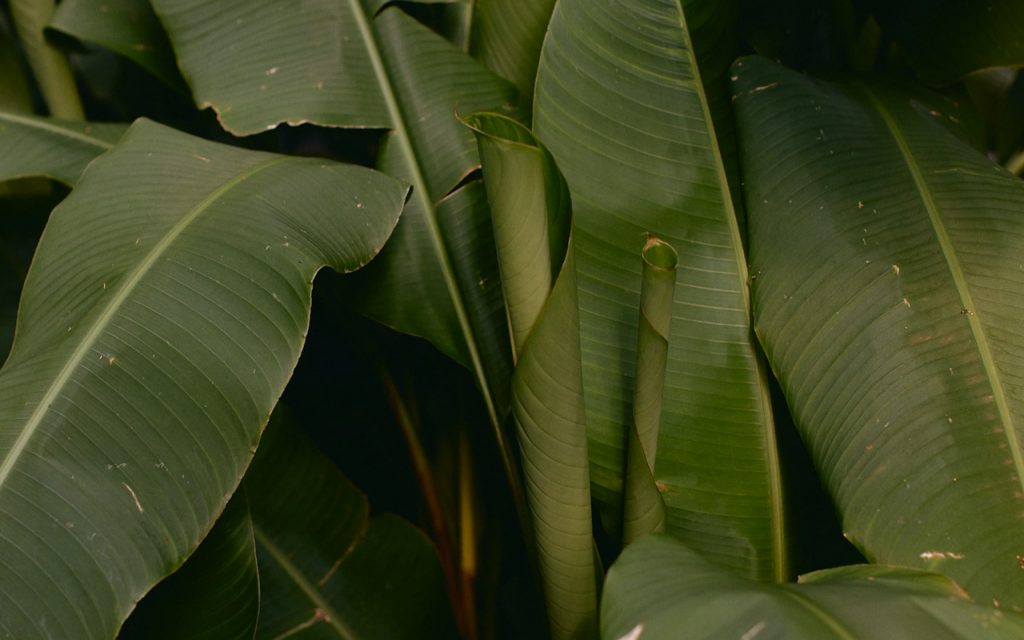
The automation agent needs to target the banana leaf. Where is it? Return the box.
[246,411,457,639]
[49,0,184,90]
[0,111,126,184]
[533,0,786,580]
[602,535,1024,640]
[0,119,406,638]
[734,55,1024,610]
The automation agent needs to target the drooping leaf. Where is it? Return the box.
[156,0,520,482]
[49,0,185,90]
[246,409,457,640]
[866,0,1024,86]
[9,0,83,118]
[602,535,1024,640]
[0,111,126,184]
[733,55,1024,610]
[533,0,786,579]
[119,493,259,640]
[150,0,390,134]
[0,119,406,638]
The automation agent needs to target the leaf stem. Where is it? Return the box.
[10,0,83,118]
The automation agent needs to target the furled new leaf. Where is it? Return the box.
[533,0,785,579]
[246,411,457,639]
[0,111,126,184]
[602,535,1024,640]
[0,119,406,638]
[734,55,1024,609]
[511,248,597,640]
[465,111,587,639]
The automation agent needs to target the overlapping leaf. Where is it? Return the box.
[466,111,588,639]
[602,535,1024,640]
[533,0,786,579]
[0,120,406,638]
[119,494,259,640]
[0,111,126,184]
[734,55,1024,609]
[246,412,457,639]
[49,0,184,89]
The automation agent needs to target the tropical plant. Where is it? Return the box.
[1,0,1024,639]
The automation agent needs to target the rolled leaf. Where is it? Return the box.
[534,0,786,579]
[622,238,677,545]
[0,119,406,638]
[463,112,570,356]
[734,55,1024,609]
[511,247,597,640]
[602,535,1024,640]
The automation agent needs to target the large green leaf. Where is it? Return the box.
[49,0,184,90]
[470,0,556,115]
[246,411,457,639]
[533,0,786,579]
[866,0,1024,86]
[157,0,517,435]
[0,111,126,184]
[0,119,406,638]
[602,535,1024,640]
[348,7,517,422]
[150,0,389,134]
[734,56,1024,609]
[119,493,259,640]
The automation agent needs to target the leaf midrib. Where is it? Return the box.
[0,111,114,149]
[0,156,289,492]
[346,2,500,431]
[253,526,356,640]
[669,0,788,582]
[860,83,1024,499]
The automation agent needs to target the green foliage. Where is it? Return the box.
[1,1,1023,638]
